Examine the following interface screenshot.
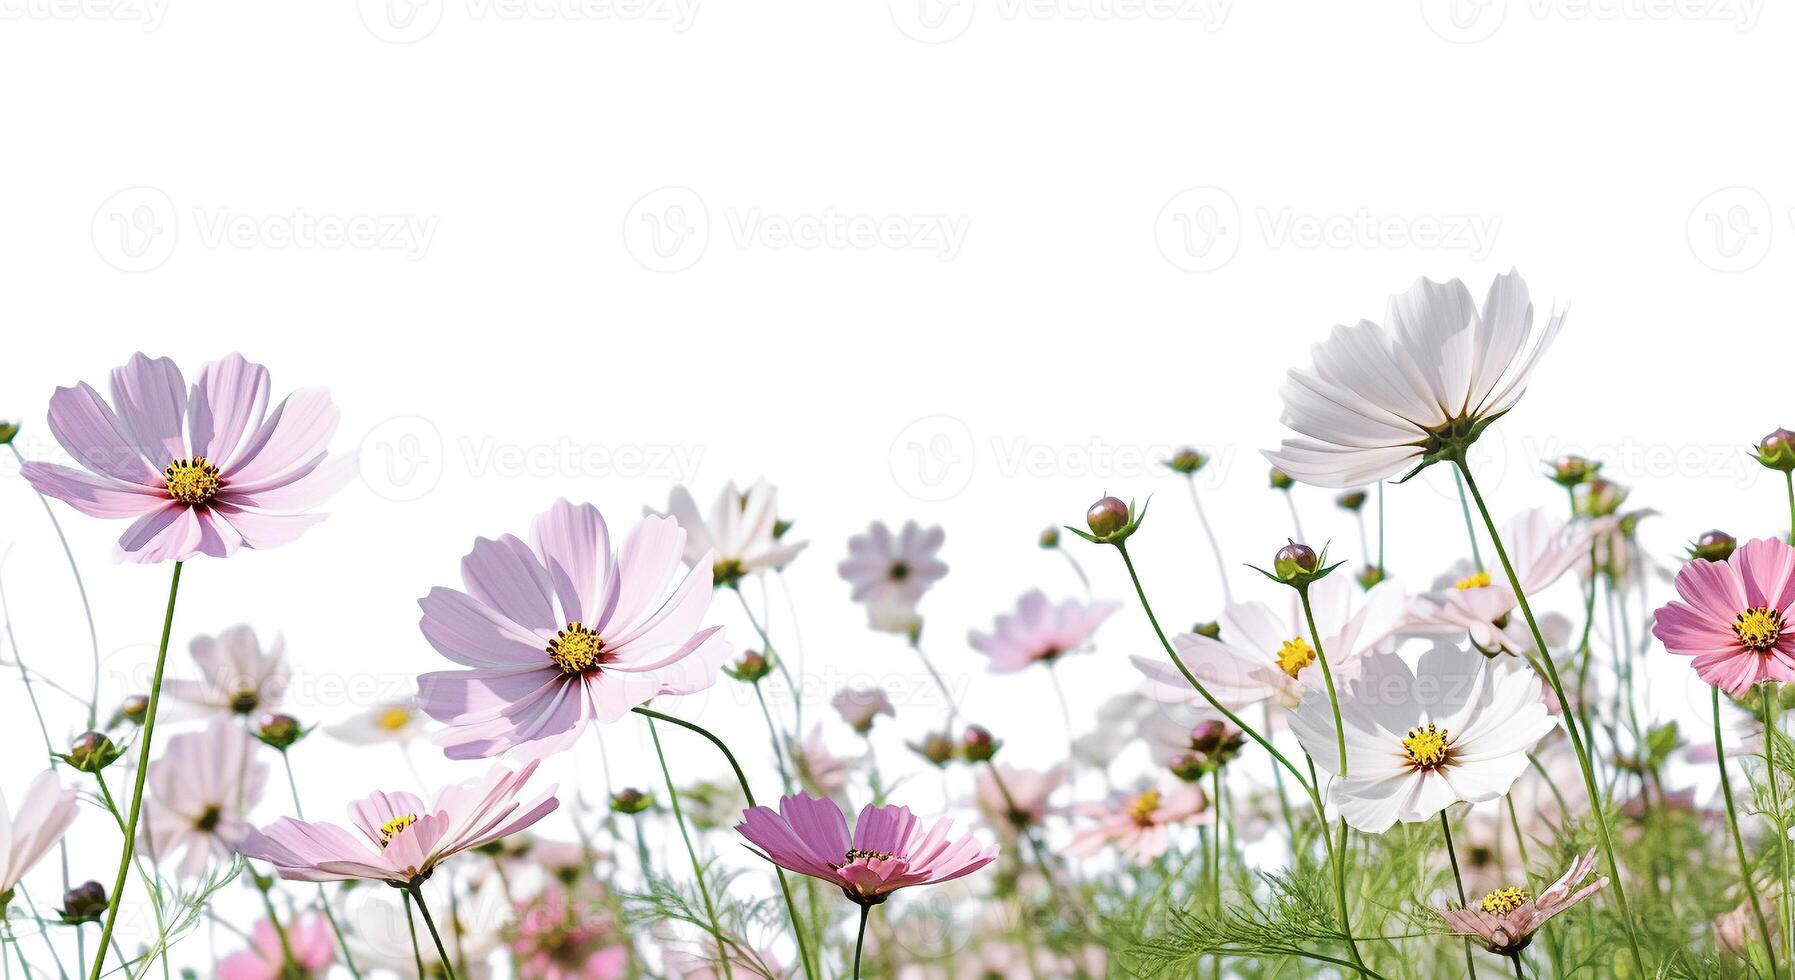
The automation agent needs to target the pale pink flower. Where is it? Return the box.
[830,687,895,734]
[1402,508,1590,654]
[969,591,1119,673]
[1652,537,1795,695]
[512,885,628,980]
[734,793,996,906]
[236,761,557,886]
[1068,782,1210,864]
[789,726,854,798]
[838,521,947,630]
[142,719,266,878]
[415,500,732,759]
[165,624,290,717]
[973,764,1067,840]
[21,352,349,562]
[658,480,806,586]
[0,771,80,898]
[1716,898,1775,958]
[218,914,337,980]
[1440,849,1607,954]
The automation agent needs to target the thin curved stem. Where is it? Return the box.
[1453,457,1646,978]
[87,561,183,980]
[1785,470,1794,546]
[1765,683,1795,970]
[402,891,427,980]
[730,585,803,734]
[751,680,793,794]
[10,444,101,729]
[1183,476,1232,604]
[278,751,363,980]
[408,888,458,980]
[1439,811,1479,980]
[1715,687,1777,975]
[646,715,733,980]
[852,904,871,980]
[1056,546,1092,597]
[1450,466,1483,571]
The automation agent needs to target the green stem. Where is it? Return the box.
[279,751,363,980]
[10,443,101,729]
[1452,457,1646,978]
[251,876,299,971]
[407,887,457,980]
[1451,466,1484,571]
[402,891,427,980]
[1184,475,1233,604]
[646,716,733,980]
[751,680,793,794]
[1785,470,1794,546]
[1765,682,1795,970]
[631,706,817,980]
[86,561,183,980]
[1715,687,1777,975]
[1439,811,1479,980]
[730,585,803,734]
[852,904,871,980]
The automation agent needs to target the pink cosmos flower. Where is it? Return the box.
[973,764,1066,840]
[734,793,996,906]
[969,591,1120,673]
[21,353,349,563]
[1652,537,1795,695]
[512,885,628,980]
[1403,508,1590,655]
[838,521,947,632]
[1068,782,1211,864]
[0,771,80,899]
[830,687,895,734]
[1439,849,1607,955]
[415,500,732,759]
[141,719,266,878]
[789,726,854,798]
[218,914,337,980]
[165,624,290,718]
[236,761,557,886]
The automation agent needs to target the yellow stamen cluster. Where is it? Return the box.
[1734,606,1784,651]
[1479,886,1529,915]
[546,622,605,673]
[843,847,894,863]
[1454,570,1492,590]
[1276,637,1316,679]
[1128,789,1162,827]
[163,457,221,505]
[1401,723,1451,770]
[378,814,417,847]
[377,707,412,731]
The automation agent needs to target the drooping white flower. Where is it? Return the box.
[1263,269,1565,489]
[658,480,806,587]
[1288,642,1555,834]
[164,624,290,718]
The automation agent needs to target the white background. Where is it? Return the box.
[1,0,1791,972]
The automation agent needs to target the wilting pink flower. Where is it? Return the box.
[1652,537,1795,695]
[218,914,337,980]
[973,764,1066,840]
[838,521,947,631]
[0,771,79,899]
[142,719,266,878]
[1440,848,1607,954]
[512,885,628,980]
[237,761,557,886]
[831,687,894,734]
[165,624,290,718]
[416,500,732,759]
[969,591,1119,673]
[21,352,348,563]
[735,793,996,906]
[1068,782,1210,864]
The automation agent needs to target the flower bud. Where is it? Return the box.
[118,695,149,726]
[1356,565,1386,590]
[1574,478,1627,519]
[1168,751,1207,782]
[1759,428,1795,473]
[1334,490,1367,512]
[62,731,121,773]
[610,788,654,815]
[254,713,307,750]
[959,725,1000,763]
[1546,454,1598,488]
[1085,496,1130,538]
[1166,447,1207,475]
[1690,530,1737,563]
[1191,621,1222,640]
[1268,468,1295,491]
[912,732,955,767]
[0,422,17,445]
[58,882,107,925]
[1038,527,1060,550]
[1273,540,1319,580]
[726,650,774,683]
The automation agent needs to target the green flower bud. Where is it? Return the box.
[61,731,121,773]
[1166,447,1207,475]
[726,650,774,683]
[1356,565,1386,590]
[254,713,308,750]
[0,422,17,445]
[1273,541,1319,580]
[1335,490,1367,512]
[1689,530,1737,563]
[1191,621,1222,640]
[1269,468,1295,491]
[959,725,1000,763]
[1038,527,1060,550]
[912,732,955,768]
[1546,455,1599,488]
[610,788,654,815]
[58,882,107,925]
[1085,496,1130,538]
[1759,428,1795,473]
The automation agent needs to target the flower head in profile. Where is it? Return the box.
[1652,536,1795,695]
[237,760,557,886]
[658,480,806,588]
[831,687,895,735]
[325,698,430,745]
[21,353,350,562]
[1439,849,1607,954]
[0,771,80,904]
[1403,508,1589,654]
[734,793,996,906]
[970,591,1119,673]
[142,719,267,878]
[165,624,290,718]
[838,521,947,632]
[1068,782,1210,865]
[1263,269,1565,488]
[1288,642,1555,834]
[415,500,732,759]
[973,764,1067,840]
[218,914,337,980]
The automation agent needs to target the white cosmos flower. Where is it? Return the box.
[164,624,290,718]
[1401,508,1591,654]
[659,480,806,586]
[140,718,267,878]
[1263,269,1565,489]
[1289,641,1555,834]
[0,771,79,898]
[1132,573,1406,711]
[325,698,430,745]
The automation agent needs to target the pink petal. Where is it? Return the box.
[108,353,190,469]
[20,461,163,518]
[187,353,271,468]
[228,388,339,489]
[45,382,159,485]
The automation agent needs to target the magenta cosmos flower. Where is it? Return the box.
[219,914,337,980]
[969,590,1119,673]
[1652,537,1795,695]
[236,761,556,886]
[21,353,348,563]
[415,500,733,759]
[735,793,996,906]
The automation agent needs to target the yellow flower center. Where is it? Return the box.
[1479,886,1529,915]
[1454,570,1492,590]
[1276,637,1316,679]
[163,457,221,505]
[843,847,894,864]
[377,707,412,731]
[546,622,606,673]
[1128,789,1162,827]
[1401,723,1451,770]
[1734,606,1784,651]
[378,814,417,847]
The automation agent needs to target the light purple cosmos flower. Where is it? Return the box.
[415,500,733,759]
[20,353,349,563]
[969,590,1120,673]
[735,793,996,906]
[838,521,948,633]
